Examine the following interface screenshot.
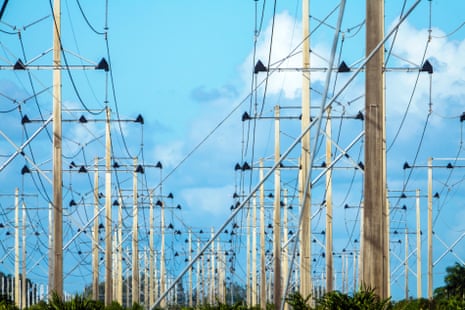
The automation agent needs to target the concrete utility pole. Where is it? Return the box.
[51,0,63,298]
[282,190,289,310]
[405,228,409,300]
[247,208,251,305]
[427,157,433,299]
[104,106,113,305]
[252,194,257,306]
[362,0,388,299]
[300,0,312,300]
[273,105,282,308]
[149,194,155,307]
[160,199,166,308]
[116,193,123,304]
[132,158,139,304]
[325,110,333,292]
[92,158,100,300]
[259,160,266,309]
[188,229,193,307]
[14,189,19,307]
[416,189,422,298]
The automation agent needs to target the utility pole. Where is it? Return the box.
[252,194,257,306]
[247,208,251,306]
[300,0,312,301]
[259,159,266,309]
[362,0,388,299]
[325,109,333,292]
[404,227,409,300]
[273,105,282,308]
[104,106,113,306]
[160,199,166,308]
[188,229,193,307]
[21,201,26,308]
[282,189,289,310]
[51,0,63,298]
[427,157,433,299]
[196,238,200,306]
[149,194,155,307]
[14,189,19,307]
[416,189,422,298]
[92,158,100,300]
[210,228,215,304]
[132,158,139,304]
[116,192,123,304]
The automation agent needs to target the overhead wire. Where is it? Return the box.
[48,0,105,116]
[75,0,105,36]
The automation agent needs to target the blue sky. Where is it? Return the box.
[1,0,465,303]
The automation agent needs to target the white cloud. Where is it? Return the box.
[387,21,465,117]
[153,140,185,169]
[181,185,235,220]
[240,11,331,100]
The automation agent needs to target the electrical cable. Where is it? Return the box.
[48,0,105,116]
[75,0,105,36]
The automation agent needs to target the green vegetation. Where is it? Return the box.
[2,262,463,309]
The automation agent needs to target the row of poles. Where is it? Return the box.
[10,0,442,309]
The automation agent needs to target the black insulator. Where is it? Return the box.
[135,164,145,174]
[254,60,267,73]
[78,115,88,123]
[241,112,252,121]
[21,165,31,174]
[95,58,109,71]
[338,61,350,73]
[21,115,31,124]
[242,162,251,170]
[460,112,465,122]
[14,59,26,70]
[135,114,144,124]
[420,60,433,74]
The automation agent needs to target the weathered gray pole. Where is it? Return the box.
[362,0,388,298]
